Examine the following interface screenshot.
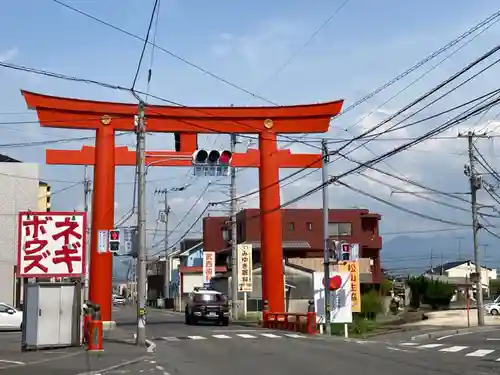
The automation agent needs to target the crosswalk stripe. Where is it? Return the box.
[212,334,231,339]
[466,349,495,357]
[236,334,256,338]
[284,334,303,338]
[161,337,181,341]
[439,346,468,353]
[261,333,281,338]
[188,336,206,340]
[399,342,418,346]
[418,344,444,349]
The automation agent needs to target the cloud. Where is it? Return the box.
[0,47,18,62]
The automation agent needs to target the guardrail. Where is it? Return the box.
[262,311,317,335]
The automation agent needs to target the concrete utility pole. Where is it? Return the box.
[321,139,331,335]
[230,134,238,320]
[459,130,488,326]
[83,165,92,301]
[155,189,171,299]
[136,101,148,344]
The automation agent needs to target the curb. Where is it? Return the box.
[75,355,151,375]
[410,326,495,341]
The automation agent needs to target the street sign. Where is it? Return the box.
[98,230,108,253]
[17,212,87,278]
[122,227,133,254]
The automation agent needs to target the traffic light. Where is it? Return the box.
[341,243,350,261]
[109,229,120,253]
[192,149,232,165]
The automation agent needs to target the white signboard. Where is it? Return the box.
[17,212,87,278]
[313,271,352,324]
[202,251,216,285]
[122,227,134,254]
[97,230,108,253]
[237,244,253,292]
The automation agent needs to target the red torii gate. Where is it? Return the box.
[22,90,343,324]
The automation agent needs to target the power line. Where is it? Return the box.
[50,0,277,105]
[131,0,159,90]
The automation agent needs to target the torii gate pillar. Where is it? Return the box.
[91,125,115,325]
[259,132,283,309]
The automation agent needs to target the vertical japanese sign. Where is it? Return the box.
[17,212,87,278]
[338,261,361,312]
[202,251,215,285]
[237,244,253,292]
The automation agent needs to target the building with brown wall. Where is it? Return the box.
[203,208,383,285]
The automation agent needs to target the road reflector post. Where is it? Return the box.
[88,304,103,352]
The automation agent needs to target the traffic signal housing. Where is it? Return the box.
[192,149,232,165]
[341,243,350,261]
[109,229,120,253]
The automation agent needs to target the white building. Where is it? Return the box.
[0,156,39,307]
[424,260,497,298]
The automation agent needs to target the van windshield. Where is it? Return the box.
[193,293,225,303]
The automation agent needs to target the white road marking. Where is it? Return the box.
[418,343,444,349]
[399,342,419,346]
[486,338,500,341]
[187,336,206,340]
[466,349,495,357]
[236,334,256,338]
[284,334,303,338]
[212,334,231,339]
[439,346,469,353]
[161,337,181,341]
[260,333,281,338]
[0,360,25,365]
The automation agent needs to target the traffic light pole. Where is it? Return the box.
[230,134,239,320]
[136,101,147,344]
[321,139,331,335]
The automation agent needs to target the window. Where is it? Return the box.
[193,293,226,303]
[328,222,352,237]
[287,222,295,231]
[0,304,12,313]
[307,222,313,231]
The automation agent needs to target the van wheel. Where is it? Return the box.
[491,309,499,315]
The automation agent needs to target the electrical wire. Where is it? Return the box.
[131,0,159,90]
[50,0,277,105]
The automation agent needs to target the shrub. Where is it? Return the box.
[361,290,383,320]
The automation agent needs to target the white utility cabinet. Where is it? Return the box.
[22,282,81,351]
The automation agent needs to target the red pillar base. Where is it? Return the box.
[259,131,285,312]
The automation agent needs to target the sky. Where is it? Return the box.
[2,0,500,267]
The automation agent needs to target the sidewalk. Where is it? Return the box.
[0,328,151,374]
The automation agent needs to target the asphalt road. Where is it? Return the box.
[106,307,500,375]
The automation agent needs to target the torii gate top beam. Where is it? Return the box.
[22,91,343,134]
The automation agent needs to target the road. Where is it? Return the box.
[2,306,499,374]
[106,307,500,375]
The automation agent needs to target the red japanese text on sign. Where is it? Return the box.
[17,212,87,278]
[203,251,216,284]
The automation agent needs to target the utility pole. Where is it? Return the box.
[83,165,92,301]
[459,130,488,326]
[136,101,147,344]
[155,189,171,300]
[230,134,238,320]
[321,139,331,335]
